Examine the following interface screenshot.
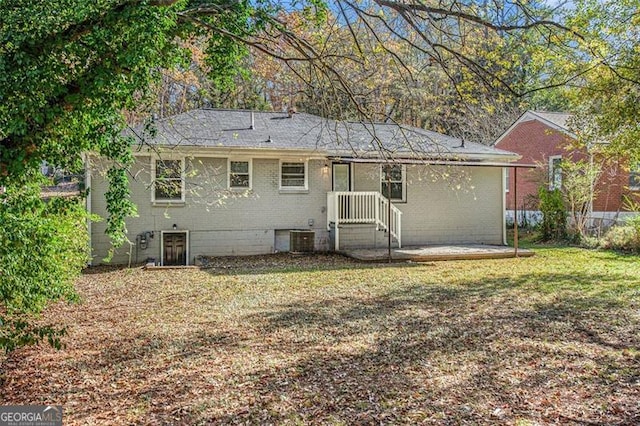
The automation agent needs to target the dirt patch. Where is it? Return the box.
[194,252,363,273]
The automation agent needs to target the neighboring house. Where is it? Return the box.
[40,161,83,198]
[494,110,640,227]
[88,109,520,265]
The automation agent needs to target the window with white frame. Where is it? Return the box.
[549,156,562,190]
[630,162,640,190]
[280,161,307,189]
[153,159,184,202]
[381,164,406,201]
[504,167,510,193]
[229,160,251,189]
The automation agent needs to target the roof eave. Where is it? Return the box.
[493,110,576,146]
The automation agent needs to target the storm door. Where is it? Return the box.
[332,163,351,192]
[333,163,352,220]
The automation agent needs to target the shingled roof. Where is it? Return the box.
[528,111,572,131]
[136,109,517,161]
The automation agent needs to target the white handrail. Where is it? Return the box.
[327,191,402,249]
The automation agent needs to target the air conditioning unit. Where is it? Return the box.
[290,230,315,253]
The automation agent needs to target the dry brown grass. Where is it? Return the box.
[1,249,640,425]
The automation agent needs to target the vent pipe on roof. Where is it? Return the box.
[288,108,296,118]
[250,111,255,130]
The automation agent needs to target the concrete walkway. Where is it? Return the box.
[343,244,534,262]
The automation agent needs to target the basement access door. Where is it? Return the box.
[162,231,188,266]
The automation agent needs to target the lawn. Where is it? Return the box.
[1,248,640,425]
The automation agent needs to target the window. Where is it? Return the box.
[504,167,510,193]
[153,159,184,202]
[549,156,562,190]
[229,160,251,189]
[630,163,640,190]
[381,164,406,202]
[280,161,307,190]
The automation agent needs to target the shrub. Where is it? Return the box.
[0,182,88,352]
[600,215,640,253]
[538,186,567,241]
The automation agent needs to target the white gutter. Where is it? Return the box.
[132,146,329,161]
[330,157,535,168]
[131,145,520,163]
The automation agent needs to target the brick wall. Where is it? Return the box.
[496,119,637,213]
[90,156,507,264]
[90,155,331,264]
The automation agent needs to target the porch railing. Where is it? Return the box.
[327,191,402,250]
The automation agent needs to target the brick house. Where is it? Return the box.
[87,109,520,265]
[494,111,640,227]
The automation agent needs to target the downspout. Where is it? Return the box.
[502,167,507,246]
[513,167,519,257]
[387,172,392,263]
[334,193,340,251]
[589,151,594,229]
[84,154,93,266]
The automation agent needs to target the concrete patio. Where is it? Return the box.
[342,244,534,262]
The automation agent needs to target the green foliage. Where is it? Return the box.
[600,196,640,252]
[0,0,185,234]
[0,0,184,352]
[538,186,567,241]
[0,180,88,352]
[600,216,640,253]
[534,0,640,161]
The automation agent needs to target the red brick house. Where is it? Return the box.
[494,111,639,227]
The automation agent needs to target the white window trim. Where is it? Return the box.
[227,158,253,190]
[627,162,640,191]
[279,159,308,191]
[548,155,562,190]
[151,157,186,204]
[504,167,510,193]
[630,163,640,191]
[380,164,407,202]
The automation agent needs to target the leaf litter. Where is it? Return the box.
[1,249,639,424]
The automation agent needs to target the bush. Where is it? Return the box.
[0,182,88,352]
[600,216,640,253]
[538,186,567,241]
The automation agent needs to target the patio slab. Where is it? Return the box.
[343,244,534,262]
